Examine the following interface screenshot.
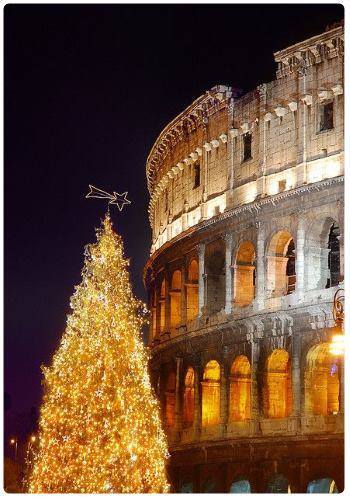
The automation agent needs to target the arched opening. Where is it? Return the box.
[183,367,195,428]
[267,474,291,493]
[267,231,296,297]
[326,223,340,288]
[230,480,251,493]
[159,278,166,333]
[234,241,256,307]
[229,356,251,421]
[306,478,338,493]
[202,360,221,427]
[170,270,181,329]
[187,259,199,321]
[164,371,175,428]
[305,343,340,416]
[205,240,225,314]
[263,349,292,419]
[306,217,342,290]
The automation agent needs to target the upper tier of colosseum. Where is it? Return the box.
[145,25,343,256]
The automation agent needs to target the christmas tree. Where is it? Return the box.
[28,214,169,493]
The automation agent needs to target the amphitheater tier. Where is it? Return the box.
[144,24,344,493]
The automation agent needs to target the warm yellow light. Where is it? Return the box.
[28,214,169,494]
[10,438,16,445]
[30,436,36,443]
[330,334,345,356]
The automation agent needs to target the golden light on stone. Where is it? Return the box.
[28,214,169,493]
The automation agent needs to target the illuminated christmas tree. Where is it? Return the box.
[28,214,169,493]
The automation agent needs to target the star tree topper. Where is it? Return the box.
[86,185,131,212]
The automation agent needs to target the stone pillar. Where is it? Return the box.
[198,243,206,316]
[291,334,301,422]
[224,233,233,314]
[164,269,171,333]
[339,356,344,414]
[193,366,202,438]
[174,357,183,440]
[250,340,260,433]
[180,261,187,325]
[155,279,161,338]
[220,363,229,436]
[296,216,305,300]
[254,222,265,311]
[338,233,344,282]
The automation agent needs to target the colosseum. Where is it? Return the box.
[144,24,344,494]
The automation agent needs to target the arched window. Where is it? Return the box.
[187,259,199,321]
[230,480,251,493]
[234,241,256,307]
[267,231,296,297]
[267,474,291,493]
[164,371,175,428]
[306,217,342,290]
[263,349,292,419]
[159,278,166,333]
[205,240,226,314]
[305,343,340,416]
[170,270,181,329]
[183,367,195,428]
[307,478,338,493]
[229,356,251,421]
[202,360,221,426]
[326,223,340,288]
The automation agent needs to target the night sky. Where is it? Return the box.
[5,4,343,423]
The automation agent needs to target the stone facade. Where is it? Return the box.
[144,24,344,493]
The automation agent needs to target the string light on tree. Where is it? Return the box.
[28,214,169,493]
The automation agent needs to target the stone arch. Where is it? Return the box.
[306,478,338,493]
[306,215,342,290]
[183,366,195,428]
[205,239,225,314]
[164,371,176,428]
[170,269,181,329]
[202,360,221,426]
[267,230,296,297]
[159,277,166,333]
[263,349,292,418]
[187,258,199,321]
[230,479,251,493]
[233,241,256,307]
[229,355,251,421]
[305,343,339,416]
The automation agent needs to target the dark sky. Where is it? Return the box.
[5,4,343,416]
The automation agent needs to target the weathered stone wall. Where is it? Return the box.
[145,24,344,494]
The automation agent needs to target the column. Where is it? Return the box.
[164,270,171,334]
[250,340,260,434]
[220,364,229,436]
[193,366,202,438]
[296,216,306,300]
[155,279,161,338]
[291,334,301,421]
[174,357,183,440]
[180,261,187,325]
[224,234,233,314]
[198,243,206,316]
[254,222,265,311]
[339,356,344,414]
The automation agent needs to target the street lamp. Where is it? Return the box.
[330,289,345,356]
[10,437,18,461]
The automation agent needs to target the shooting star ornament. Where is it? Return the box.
[86,185,131,212]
